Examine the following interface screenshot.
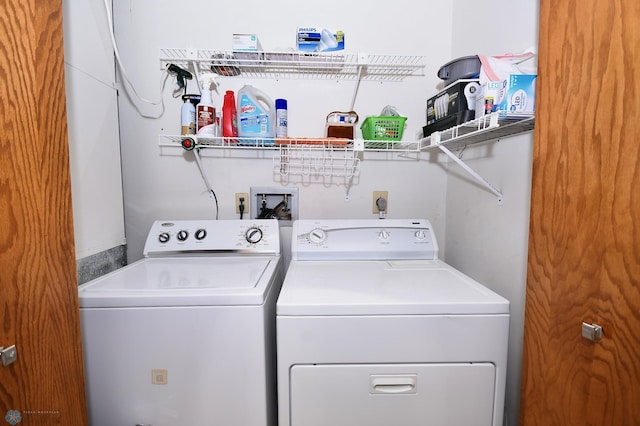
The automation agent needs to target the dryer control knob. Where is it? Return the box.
[158,232,170,243]
[195,228,207,240]
[378,230,390,241]
[245,227,263,244]
[308,228,326,244]
[177,230,189,241]
[414,230,427,240]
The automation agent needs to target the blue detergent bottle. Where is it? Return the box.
[237,85,276,145]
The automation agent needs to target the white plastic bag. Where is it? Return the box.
[477,49,537,116]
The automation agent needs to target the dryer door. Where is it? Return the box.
[289,363,496,426]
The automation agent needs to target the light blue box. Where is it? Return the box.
[498,74,537,114]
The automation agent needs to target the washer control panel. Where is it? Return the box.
[143,219,280,256]
[292,219,439,261]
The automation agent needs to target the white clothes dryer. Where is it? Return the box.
[276,219,510,426]
[78,219,283,426]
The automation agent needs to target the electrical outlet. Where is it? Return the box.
[152,369,168,385]
[236,193,249,214]
[372,191,388,213]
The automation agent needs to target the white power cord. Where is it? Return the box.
[102,0,167,118]
[192,148,219,220]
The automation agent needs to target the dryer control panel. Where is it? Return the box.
[143,219,280,256]
[292,219,438,261]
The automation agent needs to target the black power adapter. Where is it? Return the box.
[167,64,193,91]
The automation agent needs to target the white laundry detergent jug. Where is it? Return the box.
[237,85,276,145]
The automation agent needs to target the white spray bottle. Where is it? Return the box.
[197,74,218,137]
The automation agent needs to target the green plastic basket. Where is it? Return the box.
[360,116,407,147]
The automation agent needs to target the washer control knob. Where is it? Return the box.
[158,232,170,244]
[195,228,207,241]
[378,230,390,241]
[177,230,189,241]
[245,227,263,244]
[308,228,326,244]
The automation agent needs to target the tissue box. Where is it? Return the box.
[232,34,262,52]
[232,34,263,65]
[498,74,537,115]
[296,27,345,52]
[325,111,358,139]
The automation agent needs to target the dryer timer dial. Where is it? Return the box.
[308,228,327,244]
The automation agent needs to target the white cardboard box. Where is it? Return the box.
[232,34,263,52]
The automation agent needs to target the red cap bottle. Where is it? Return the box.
[222,90,238,137]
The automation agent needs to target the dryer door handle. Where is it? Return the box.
[369,374,417,394]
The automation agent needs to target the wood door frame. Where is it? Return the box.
[520,0,640,424]
[0,0,88,423]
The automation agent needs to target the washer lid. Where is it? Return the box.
[78,256,281,308]
[276,260,509,316]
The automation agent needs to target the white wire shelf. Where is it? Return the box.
[420,111,535,151]
[159,48,427,82]
[158,112,534,201]
[158,135,421,152]
[158,48,535,201]
[158,111,534,157]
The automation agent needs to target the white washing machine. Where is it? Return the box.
[276,219,510,426]
[78,219,283,426]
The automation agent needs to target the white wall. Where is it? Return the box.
[112,0,455,261]
[63,0,126,259]
[448,2,539,425]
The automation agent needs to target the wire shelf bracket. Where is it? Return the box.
[422,112,535,204]
[438,144,504,205]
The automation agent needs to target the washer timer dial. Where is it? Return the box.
[245,227,264,244]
